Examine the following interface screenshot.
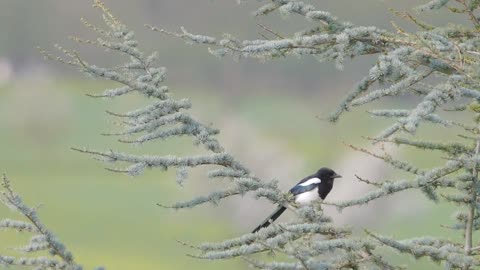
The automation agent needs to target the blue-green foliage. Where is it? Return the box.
[41,1,282,212]
[41,1,394,269]
[3,0,480,269]
[0,175,93,270]
[150,0,480,269]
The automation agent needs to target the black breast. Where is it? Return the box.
[317,180,333,200]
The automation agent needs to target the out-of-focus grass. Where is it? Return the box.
[0,79,472,269]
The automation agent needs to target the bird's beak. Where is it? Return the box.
[333,173,342,179]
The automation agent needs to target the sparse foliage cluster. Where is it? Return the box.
[3,0,480,269]
[0,175,90,270]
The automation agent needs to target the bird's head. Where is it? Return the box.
[317,167,342,182]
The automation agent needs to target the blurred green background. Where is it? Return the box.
[0,1,474,269]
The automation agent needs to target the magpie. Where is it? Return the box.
[252,167,341,233]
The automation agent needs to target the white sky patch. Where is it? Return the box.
[299,177,321,186]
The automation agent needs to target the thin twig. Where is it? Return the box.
[455,0,480,26]
[257,23,286,39]
[355,174,382,187]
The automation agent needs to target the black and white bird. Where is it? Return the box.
[252,167,342,233]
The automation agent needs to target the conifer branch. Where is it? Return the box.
[366,230,479,269]
[42,1,283,211]
[368,137,472,156]
[0,175,88,270]
[155,0,478,129]
[327,160,462,209]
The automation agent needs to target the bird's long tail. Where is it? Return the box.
[252,206,287,233]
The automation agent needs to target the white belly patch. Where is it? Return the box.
[295,187,319,205]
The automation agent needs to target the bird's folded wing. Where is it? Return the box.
[289,183,317,196]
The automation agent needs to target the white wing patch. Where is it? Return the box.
[299,177,321,186]
[295,187,319,205]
